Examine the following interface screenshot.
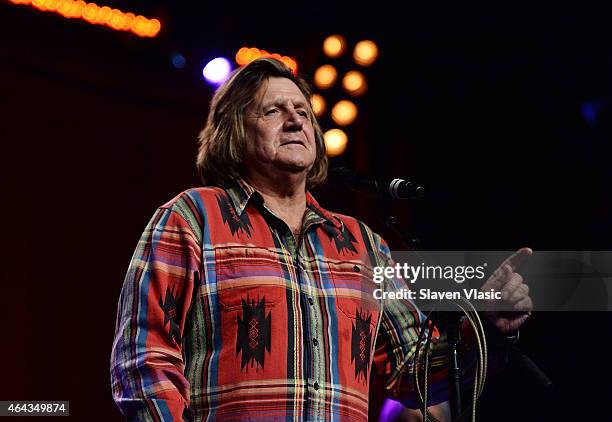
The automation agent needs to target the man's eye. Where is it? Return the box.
[297,110,308,117]
[265,108,279,115]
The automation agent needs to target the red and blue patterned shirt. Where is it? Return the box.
[111,179,451,421]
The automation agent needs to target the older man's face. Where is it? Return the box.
[244,77,316,179]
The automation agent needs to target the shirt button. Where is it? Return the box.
[353,265,360,272]
[312,338,318,346]
[313,382,320,391]
[308,297,314,305]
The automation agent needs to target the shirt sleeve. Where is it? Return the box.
[111,204,201,421]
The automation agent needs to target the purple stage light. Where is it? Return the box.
[202,57,232,85]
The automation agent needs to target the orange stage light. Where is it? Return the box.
[234,47,298,73]
[353,40,378,66]
[8,0,161,37]
[342,70,367,96]
[311,94,326,118]
[323,35,346,58]
[331,100,358,126]
[314,64,337,89]
[324,129,348,157]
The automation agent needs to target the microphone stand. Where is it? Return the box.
[378,200,465,420]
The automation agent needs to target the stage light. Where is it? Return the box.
[235,47,249,65]
[245,48,261,63]
[131,15,150,36]
[311,94,326,118]
[109,9,127,29]
[203,57,232,85]
[279,56,298,73]
[314,64,337,89]
[58,0,83,17]
[323,35,346,58]
[331,100,358,126]
[81,3,99,22]
[324,129,348,157]
[32,0,60,11]
[234,47,297,73]
[581,101,600,128]
[145,19,161,37]
[98,5,112,23]
[8,0,161,37]
[342,70,367,96]
[353,40,378,66]
[171,52,186,69]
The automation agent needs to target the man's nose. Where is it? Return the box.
[284,109,304,131]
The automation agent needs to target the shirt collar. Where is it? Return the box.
[225,178,260,217]
[224,178,343,230]
[305,191,343,230]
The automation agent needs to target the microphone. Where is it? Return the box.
[329,167,425,200]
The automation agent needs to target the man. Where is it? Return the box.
[110,58,532,421]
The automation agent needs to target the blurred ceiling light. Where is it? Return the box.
[314,64,337,89]
[8,0,161,37]
[323,34,346,58]
[203,57,232,85]
[331,100,358,126]
[342,70,367,96]
[311,94,326,117]
[353,40,378,66]
[324,129,348,157]
[235,47,298,73]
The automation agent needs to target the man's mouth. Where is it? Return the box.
[281,140,304,146]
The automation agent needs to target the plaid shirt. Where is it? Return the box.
[111,179,452,421]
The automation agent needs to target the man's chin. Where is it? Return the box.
[274,160,315,174]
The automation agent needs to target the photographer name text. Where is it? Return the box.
[373,288,502,300]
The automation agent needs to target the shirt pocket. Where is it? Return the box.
[214,246,287,311]
[328,260,381,327]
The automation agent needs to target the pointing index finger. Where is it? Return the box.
[502,247,533,272]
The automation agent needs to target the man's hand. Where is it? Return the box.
[481,247,533,334]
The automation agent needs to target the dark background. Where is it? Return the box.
[2,1,611,420]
